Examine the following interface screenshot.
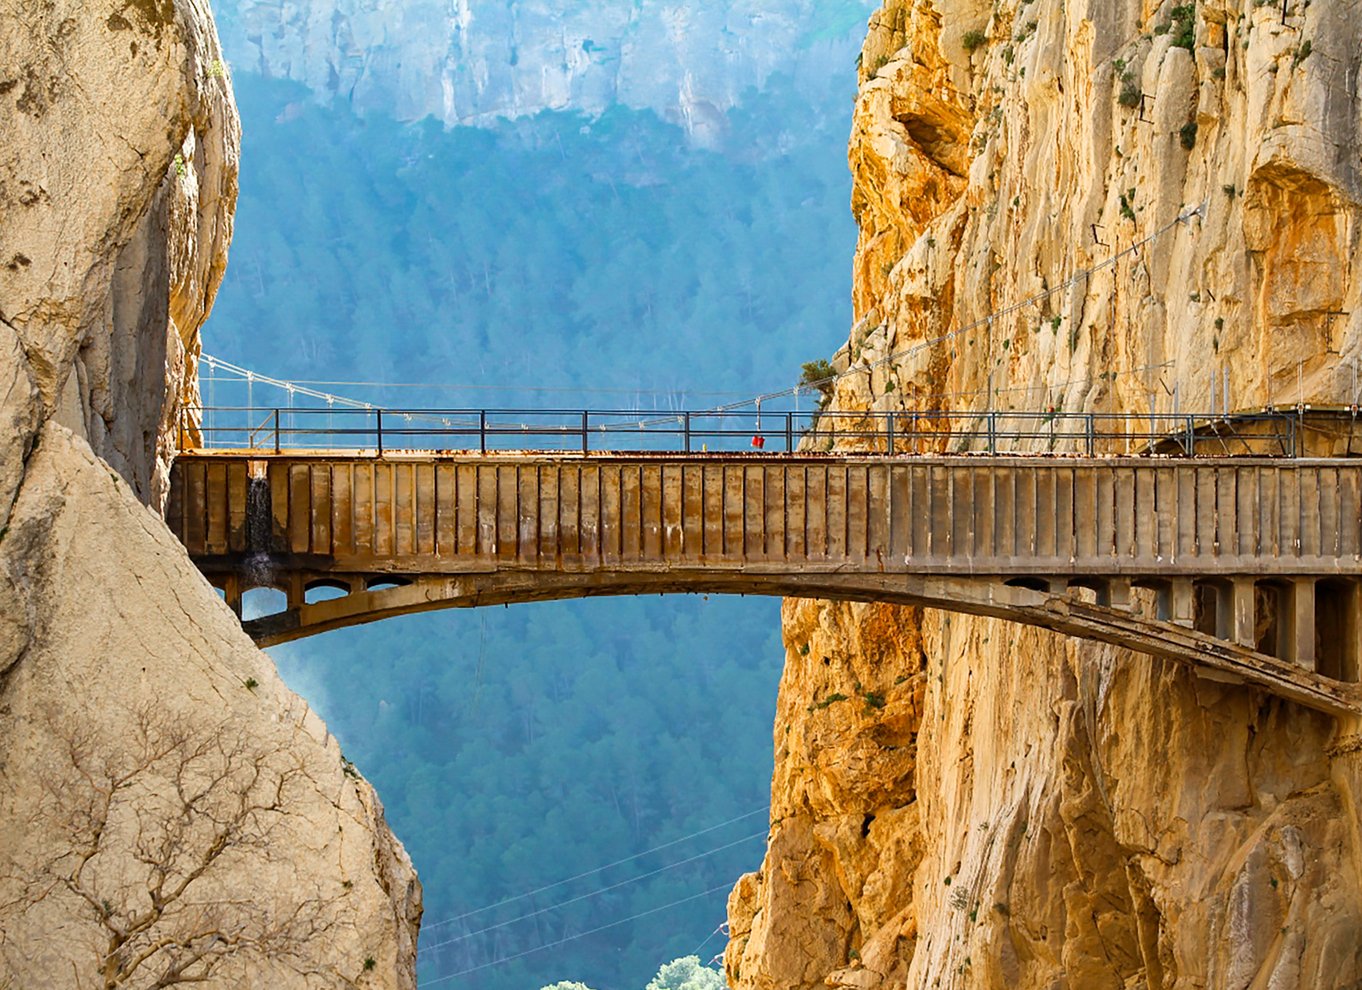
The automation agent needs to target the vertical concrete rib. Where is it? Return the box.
[1176,467,1196,560]
[1115,467,1135,560]
[767,464,787,561]
[1301,466,1320,558]
[312,463,332,556]
[1056,466,1074,562]
[1032,466,1051,560]
[1292,578,1317,670]
[827,466,847,562]
[289,464,311,554]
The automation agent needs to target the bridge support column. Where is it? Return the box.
[1100,579,1132,610]
[223,574,243,618]
[285,573,306,612]
[1232,579,1257,648]
[1169,580,1195,627]
[1291,579,1317,671]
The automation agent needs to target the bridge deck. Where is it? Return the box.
[168,450,1362,717]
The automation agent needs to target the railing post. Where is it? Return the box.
[987,411,996,454]
[786,412,794,453]
[685,412,692,453]
[1185,415,1195,456]
[582,411,589,454]
[480,410,487,455]
[376,408,383,456]
[886,414,894,455]
[273,409,281,454]
[1085,413,1095,456]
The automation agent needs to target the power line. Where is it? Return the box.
[421,830,766,952]
[422,806,768,932]
[689,202,1208,416]
[417,882,736,986]
[237,378,754,398]
[198,202,1205,424]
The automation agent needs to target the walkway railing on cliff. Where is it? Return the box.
[180,406,1314,458]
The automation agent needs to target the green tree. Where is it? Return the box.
[646,956,728,990]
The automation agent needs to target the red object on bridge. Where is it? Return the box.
[751,435,766,448]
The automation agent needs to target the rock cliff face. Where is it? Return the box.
[728,2,1362,988]
[212,0,870,140]
[0,1,419,985]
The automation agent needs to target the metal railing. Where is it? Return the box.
[179,406,1306,458]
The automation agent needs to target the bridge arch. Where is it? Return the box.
[171,451,1362,718]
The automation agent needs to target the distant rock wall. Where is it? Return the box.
[728,2,1362,988]
[213,0,870,141]
[0,1,419,984]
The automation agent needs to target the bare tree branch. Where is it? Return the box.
[2,700,363,988]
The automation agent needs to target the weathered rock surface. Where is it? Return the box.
[0,1,419,984]
[1,0,238,507]
[0,425,421,985]
[729,2,1362,988]
[212,0,871,141]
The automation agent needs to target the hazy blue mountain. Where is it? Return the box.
[207,3,865,986]
[215,0,874,139]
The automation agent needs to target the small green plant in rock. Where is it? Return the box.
[1118,74,1141,108]
[1119,190,1137,221]
[243,677,258,691]
[800,359,837,410]
[809,692,850,712]
[1179,120,1199,150]
[1168,4,1197,48]
[1292,39,1312,68]
[963,29,987,52]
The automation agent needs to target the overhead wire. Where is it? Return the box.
[421,806,768,932]
[420,829,767,952]
[417,881,736,986]
[662,201,1208,418]
[234,378,755,398]
[196,202,1204,424]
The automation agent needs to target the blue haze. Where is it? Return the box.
[207,15,863,987]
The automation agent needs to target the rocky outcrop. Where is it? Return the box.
[729,2,1362,988]
[213,0,869,141]
[1,0,237,507]
[0,1,419,985]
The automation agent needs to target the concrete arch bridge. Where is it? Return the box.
[167,407,1362,717]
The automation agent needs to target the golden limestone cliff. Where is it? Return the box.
[727,1,1362,988]
[0,2,420,984]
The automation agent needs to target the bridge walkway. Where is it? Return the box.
[169,445,1362,717]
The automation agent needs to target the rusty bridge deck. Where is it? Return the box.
[168,449,1362,717]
